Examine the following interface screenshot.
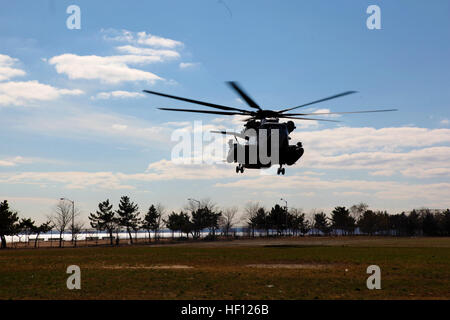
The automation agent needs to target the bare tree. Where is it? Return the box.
[147,203,165,241]
[350,203,369,221]
[185,198,220,239]
[70,221,84,247]
[244,202,260,237]
[48,200,80,248]
[185,198,217,213]
[219,206,239,237]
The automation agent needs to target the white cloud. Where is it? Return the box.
[48,54,164,84]
[136,31,183,48]
[290,127,450,178]
[102,29,183,48]
[0,54,26,81]
[292,127,450,154]
[0,156,67,168]
[0,161,235,190]
[310,108,341,118]
[214,174,450,206]
[0,156,30,167]
[440,119,449,126]
[3,159,449,208]
[179,62,199,69]
[8,107,171,146]
[92,90,145,100]
[116,45,180,59]
[0,80,83,106]
[112,124,128,131]
[1,171,133,190]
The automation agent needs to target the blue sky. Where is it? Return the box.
[1,0,449,223]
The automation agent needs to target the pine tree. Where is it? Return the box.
[32,221,53,248]
[314,212,331,235]
[0,200,20,249]
[89,199,116,245]
[116,196,140,244]
[142,204,161,242]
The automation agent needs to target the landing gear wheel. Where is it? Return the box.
[236,166,239,174]
[277,168,281,175]
[240,166,244,173]
[281,168,285,175]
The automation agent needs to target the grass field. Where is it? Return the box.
[1,237,449,300]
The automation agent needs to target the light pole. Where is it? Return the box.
[280,198,288,236]
[60,197,75,242]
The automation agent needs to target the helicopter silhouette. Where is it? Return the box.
[143,82,396,175]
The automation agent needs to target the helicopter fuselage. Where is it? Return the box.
[226,119,304,174]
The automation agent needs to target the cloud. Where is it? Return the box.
[111,124,128,131]
[3,159,449,208]
[0,156,31,167]
[48,53,164,84]
[0,54,83,107]
[116,45,180,59]
[287,127,450,178]
[292,127,450,154]
[0,156,66,167]
[214,174,450,206]
[0,80,83,106]
[310,108,341,118]
[0,54,26,81]
[1,171,134,190]
[179,62,199,69]
[0,160,236,190]
[92,90,145,100]
[7,107,171,146]
[136,31,183,48]
[103,29,183,48]
[48,29,186,84]
[440,119,449,126]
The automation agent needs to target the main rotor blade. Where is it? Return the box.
[284,108,398,116]
[143,90,252,114]
[227,81,262,110]
[158,107,247,116]
[279,115,341,122]
[211,130,249,140]
[279,91,357,113]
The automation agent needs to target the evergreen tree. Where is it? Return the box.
[178,211,193,238]
[0,200,20,249]
[358,210,378,235]
[269,204,288,235]
[116,196,140,244]
[165,211,181,239]
[89,199,116,245]
[313,212,331,235]
[142,204,163,242]
[32,221,53,248]
[331,206,356,235]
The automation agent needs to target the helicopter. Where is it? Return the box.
[143,82,397,175]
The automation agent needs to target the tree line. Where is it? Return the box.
[1,198,450,249]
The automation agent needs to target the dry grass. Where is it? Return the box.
[0,236,449,300]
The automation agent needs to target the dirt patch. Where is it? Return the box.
[101,264,193,270]
[246,263,330,269]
